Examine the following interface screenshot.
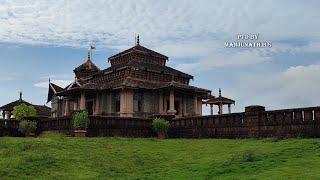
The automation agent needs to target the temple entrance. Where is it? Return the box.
[86,101,94,115]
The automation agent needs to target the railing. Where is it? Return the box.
[37,117,73,135]
[88,116,154,137]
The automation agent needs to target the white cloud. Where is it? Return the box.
[232,64,320,110]
[34,79,72,89]
[0,0,319,73]
[0,0,319,50]
[0,72,22,81]
[176,48,272,71]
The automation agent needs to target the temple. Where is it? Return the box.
[47,37,212,118]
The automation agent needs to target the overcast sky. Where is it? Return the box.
[0,0,320,115]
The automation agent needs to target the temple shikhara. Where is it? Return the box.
[47,37,213,118]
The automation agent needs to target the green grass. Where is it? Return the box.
[1,133,320,179]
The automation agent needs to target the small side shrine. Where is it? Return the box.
[0,92,51,119]
[204,88,235,115]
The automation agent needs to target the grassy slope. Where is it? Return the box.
[0,133,320,179]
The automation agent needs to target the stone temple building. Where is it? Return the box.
[47,38,212,118]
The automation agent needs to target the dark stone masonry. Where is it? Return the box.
[1,105,320,138]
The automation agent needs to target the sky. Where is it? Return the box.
[0,0,320,115]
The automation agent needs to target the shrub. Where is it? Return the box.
[242,150,256,162]
[73,111,89,130]
[19,120,37,136]
[152,118,170,134]
[12,103,37,121]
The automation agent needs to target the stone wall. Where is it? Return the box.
[168,105,320,138]
[2,105,320,138]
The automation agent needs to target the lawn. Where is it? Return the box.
[1,133,320,179]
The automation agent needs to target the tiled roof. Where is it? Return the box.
[33,105,51,117]
[50,83,64,92]
[52,44,209,98]
[74,59,100,73]
[108,44,168,60]
[0,99,32,111]
[0,99,51,117]
[47,82,64,102]
[204,96,235,105]
[94,61,193,79]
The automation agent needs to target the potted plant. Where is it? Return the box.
[19,120,37,137]
[73,111,89,137]
[152,118,170,139]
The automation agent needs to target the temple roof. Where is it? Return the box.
[205,96,235,105]
[47,82,64,103]
[74,59,100,73]
[57,77,211,98]
[1,93,51,117]
[0,99,32,111]
[33,105,51,117]
[108,44,168,61]
[95,61,193,79]
[52,42,210,98]
[204,88,235,105]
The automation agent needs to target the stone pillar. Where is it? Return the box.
[210,104,213,115]
[245,105,265,138]
[194,94,198,115]
[80,91,86,111]
[93,93,101,116]
[120,89,133,117]
[8,111,12,119]
[179,98,183,116]
[73,100,78,111]
[4,111,9,119]
[168,89,176,115]
[159,92,164,114]
[219,103,223,115]
[228,104,231,114]
[64,98,70,116]
[198,99,202,115]
[183,94,187,116]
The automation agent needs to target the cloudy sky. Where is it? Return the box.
[0,0,319,115]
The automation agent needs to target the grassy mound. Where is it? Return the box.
[0,133,320,179]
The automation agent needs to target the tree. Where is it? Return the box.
[12,103,37,121]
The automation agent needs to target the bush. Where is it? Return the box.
[12,103,37,121]
[152,118,170,134]
[19,120,37,136]
[242,150,256,162]
[73,111,89,130]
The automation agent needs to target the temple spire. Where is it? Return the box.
[137,34,140,45]
[87,50,91,60]
[88,43,96,60]
[19,91,22,101]
[219,88,221,97]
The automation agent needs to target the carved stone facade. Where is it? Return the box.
[48,42,212,118]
